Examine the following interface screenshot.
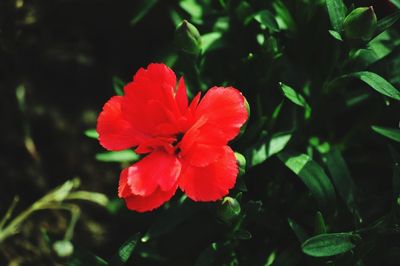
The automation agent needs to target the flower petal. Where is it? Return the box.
[123,150,181,197]
[122,63,181,136]
[124,185,178,212]
[194,87,248,142]
[179,146,238,201]
[97,96,147,151]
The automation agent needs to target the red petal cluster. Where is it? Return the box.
[97,63,248,212]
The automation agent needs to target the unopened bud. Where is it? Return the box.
[343,6,377,41]
[217,197,241,223]
[235,152,246,176]
[175,20,201,55]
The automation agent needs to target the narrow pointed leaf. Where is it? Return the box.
[371,125,400,142]
[323,147,361,220]
[326,0,347,32]
[95,150,139,162]
[130,0,159,26]
[342,72,400,100]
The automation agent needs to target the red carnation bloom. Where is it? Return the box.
[97,63,248,212]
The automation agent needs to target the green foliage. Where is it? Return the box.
[302,233,361,257]
[3,0,400,265]
[278,152,336,211]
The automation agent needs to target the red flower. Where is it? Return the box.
[97,63,248,212]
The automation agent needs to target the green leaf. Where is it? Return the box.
[288,218,309,243]
[328,30,343,41]
[112,76,125,96]
[375,10,400,37]
[84,129,99,139]
[268,132,292,157]
[130,0,159,26]
[326,0,347,32]
[253,10,280,32]
[278,152,336,210]
[272,0,296,31]
[279,82,308,107]
[95,150,139,162]
[201,32,222,53]
[109,233,140,266]
[314,211,327,235]
[389,146,400,201]
[341,71,400,100]
[323,147,361,221]
[302,233,361,257]
[371,125,400,142]
[194,243,218,266]
[179,0,203,20]
[389,0,400,8]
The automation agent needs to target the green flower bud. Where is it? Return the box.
[235,152,246,176]
[174,20,202,55]
[343,6,377,41]
[53,240,74,258]
[217,197,241,223]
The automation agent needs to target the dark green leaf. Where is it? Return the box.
[326,0,347,32]
[389,146,400,201]
[253,10,280,32]
[323,147,361,221]
[288,218,309,243]
[109,233,140,266]
[371,125,400,142]
[194,243,218,266]
[302,233,361,257]
[314,211,327,235]
[67,246,108,266]
[341,71,400,100]
[95,150,139,162]
[278,152,336,210]
[130,0,159,26]
[235,229,252,240]
[375,10,400,37]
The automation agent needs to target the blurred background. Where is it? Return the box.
[1,0,400,265]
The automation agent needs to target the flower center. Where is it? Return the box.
[173,133,184,155]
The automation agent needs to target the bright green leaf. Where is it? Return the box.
[280,82,308,107]
[328,30,343,41]
[95,150,139,162]
[254,10,280,32]
[278,152,336,210]
[273,0,296,31]
[326,0,347,32]
[84,129,99,139]
[372,125,400,142]
[302,233,361,257]
[268,132,292,157]
[342,71,400,100]
[201,32,222,53]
